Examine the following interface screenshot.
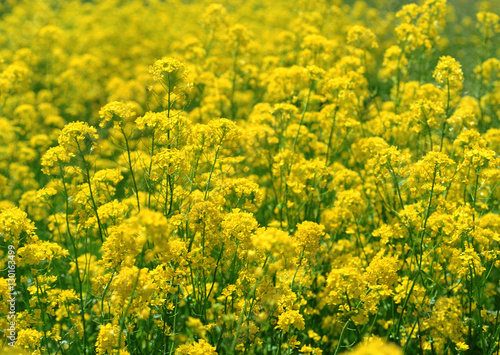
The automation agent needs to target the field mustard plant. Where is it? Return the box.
[0,0,500,354]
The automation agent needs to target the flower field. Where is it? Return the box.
[1,0,500,353]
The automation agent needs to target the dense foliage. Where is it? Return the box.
[1,0,500,354]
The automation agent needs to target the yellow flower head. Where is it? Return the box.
[99,101,136,128]
[203,3,228,29]
[41,146,74,175]
[477,11,500,37]
[347,25,378,49]
[294,221,325,254]
[57,121,99,153]
[95,323,125,355]
[0,207,37,245]
[175,339,217,355]
[350,336,402,355]
[433,56,464,91]
[149,57,189,85]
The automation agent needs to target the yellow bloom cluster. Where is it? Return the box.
[0,0,500,354]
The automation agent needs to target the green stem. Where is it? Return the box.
[120,126,141,211]
[292,86,312,153]
[204,142,222,200]
[117,269,142,353]
[60,174,88,353]
[75,138,105,243]
[229,257,268,354]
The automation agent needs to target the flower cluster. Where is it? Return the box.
[0,0,500,354]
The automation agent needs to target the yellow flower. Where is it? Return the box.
[99,101,136,128]
[57,121,99,152]
[347,25,378,49]
[186,317,207,339]
[95,323,126,355]
[41,146,74,175]
[228,23,253,50]
[294,221,324,255]
[473,58,500,85]
[203,3,228,29]
[477,12,500,37]
[381,45,408,80]
[350,336,402,355]
[149,57,189,87]
[221,209,258,248]
[455,342,469,351]
[0,207,37,245]
[17,241,69,267]
[110,266,156,318]
[136,111,169,131]
[433,56,464,91]
[364,252,399,291]
[175,339,217,355]
[150,148,188,181]
[276,309,305,333]
[16,328,43,349]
